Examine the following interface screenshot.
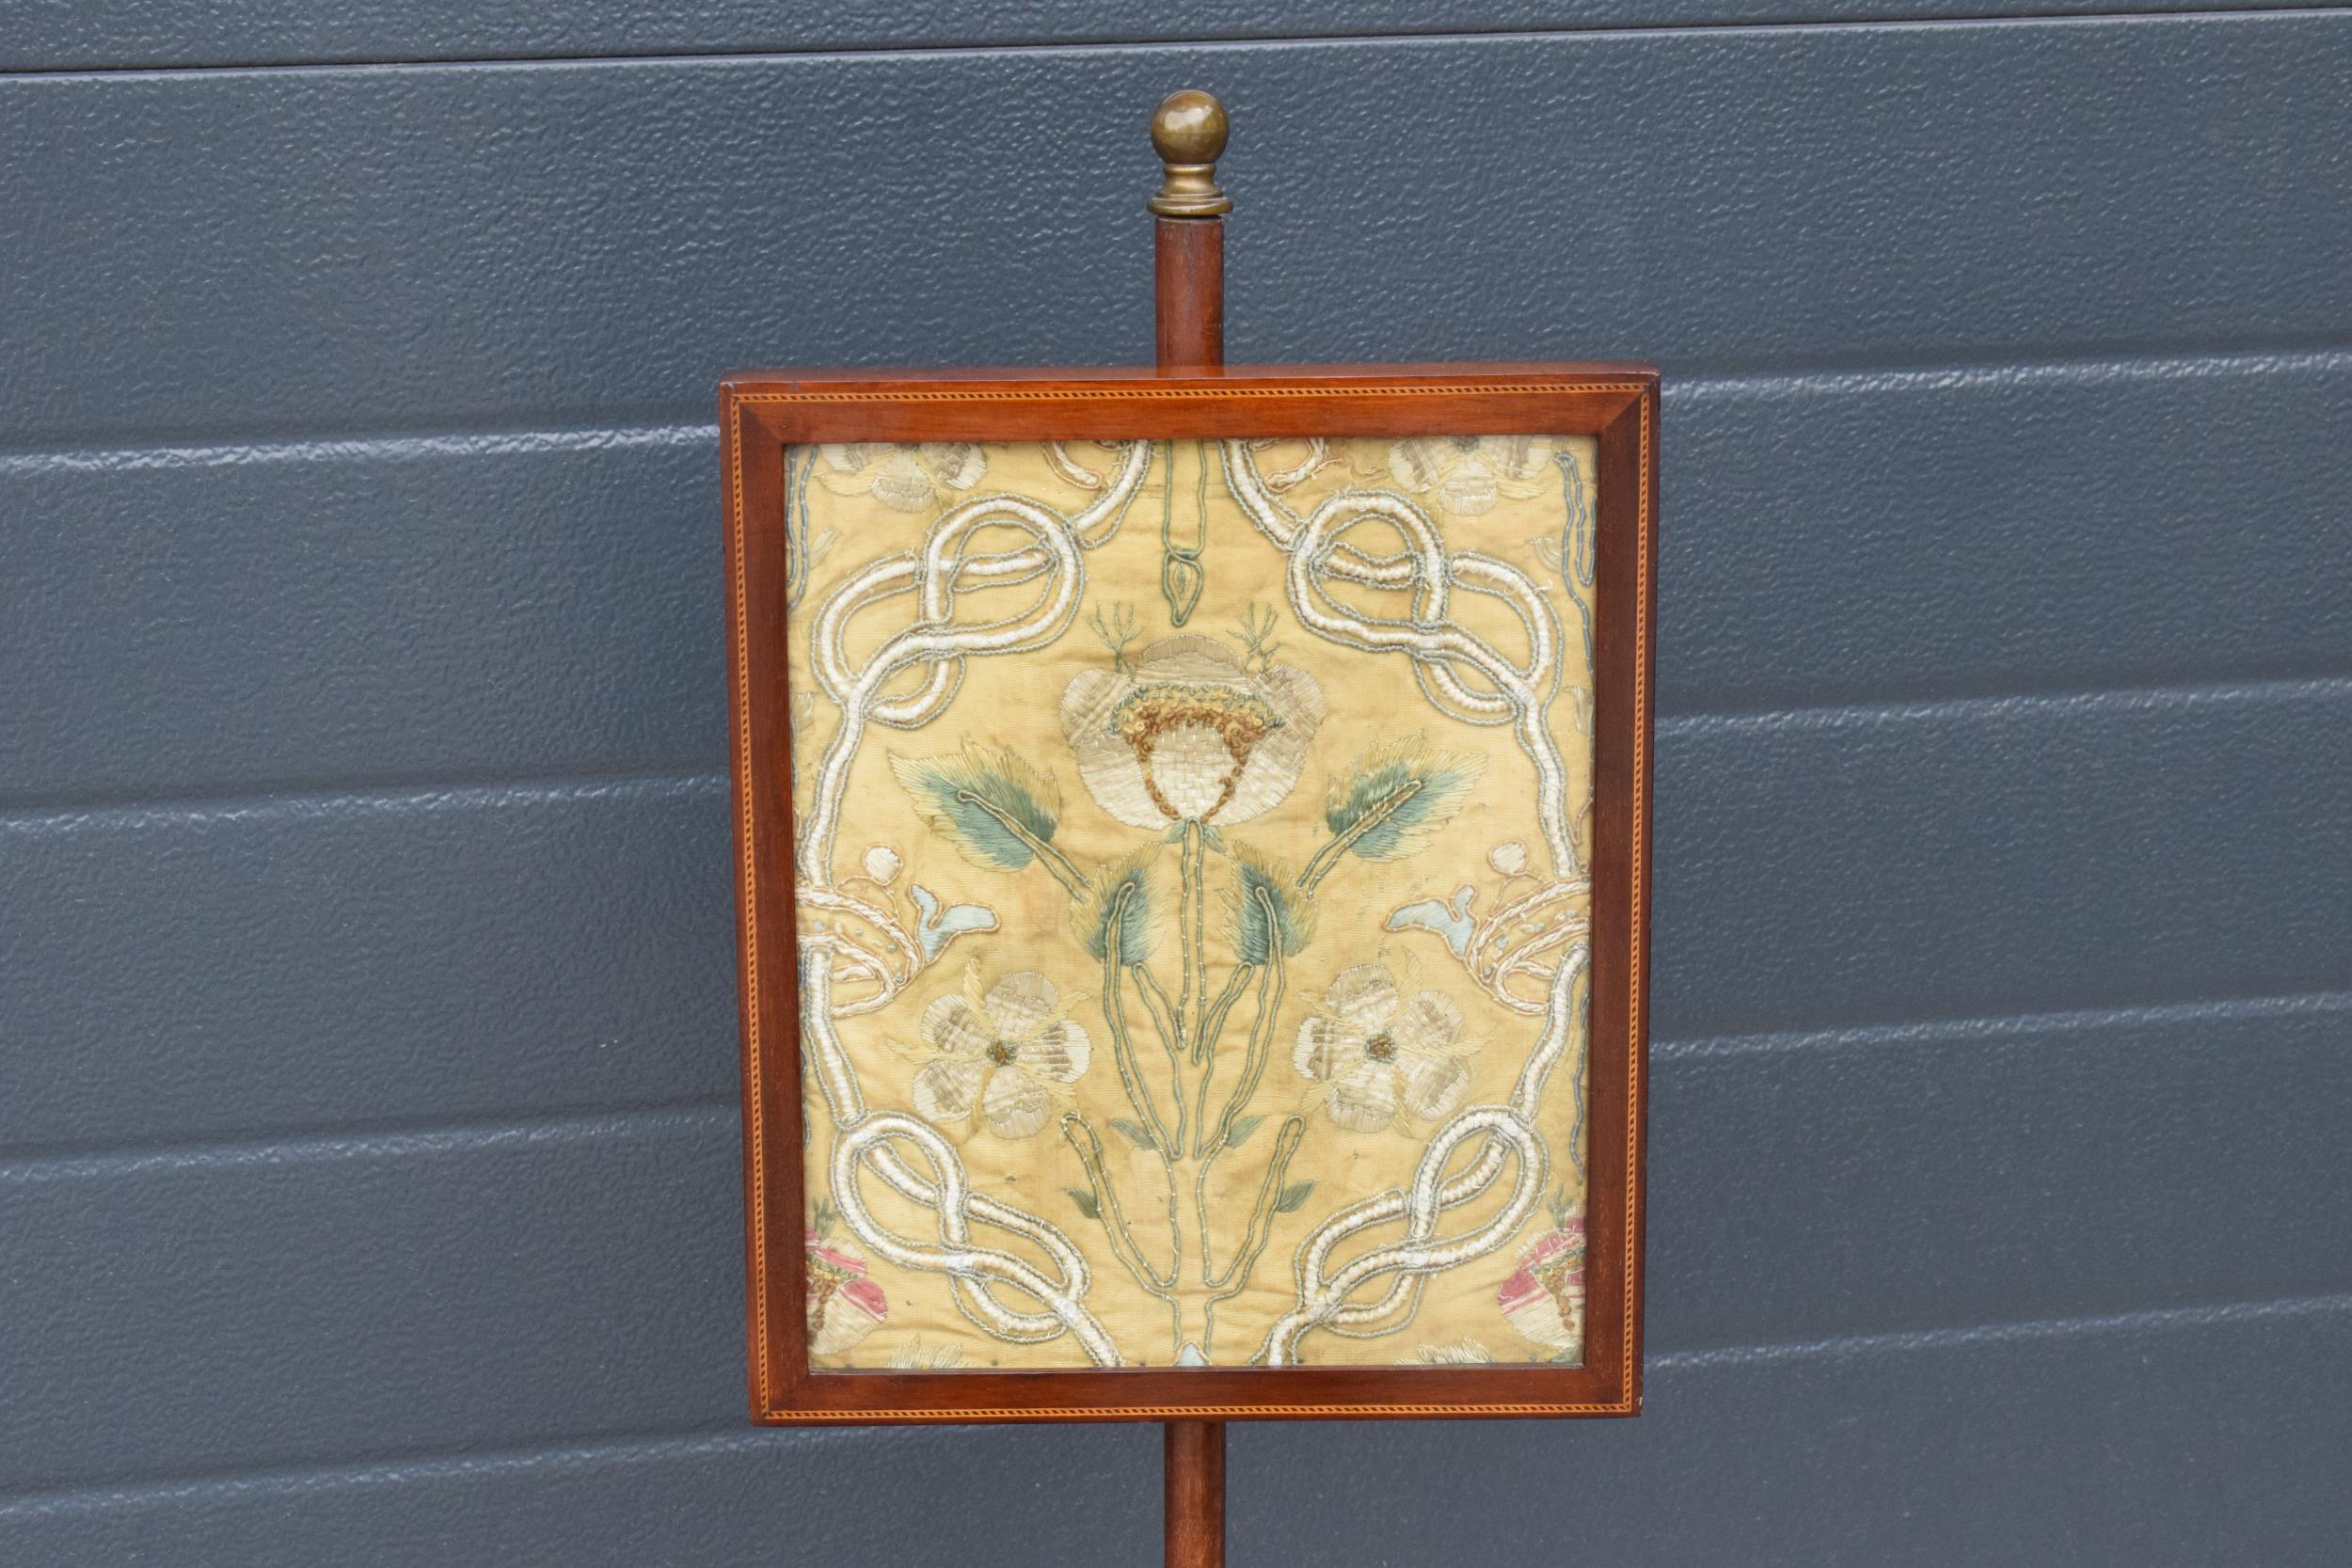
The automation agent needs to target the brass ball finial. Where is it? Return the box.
[1149,89,1232,217]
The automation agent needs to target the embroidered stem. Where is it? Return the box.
[1159,439,1207,625]
[1198,888,1284,1159]
[1099,890,1173,1155]
[1196,890,1296,1320]
[1179,818,1210,1061]
[1194,964,1254,1066]
[1061,1115,1175,1295]
[1207,1117,1305,1300]
[1188,963,1256,1145]
[1130,962,1183,1068]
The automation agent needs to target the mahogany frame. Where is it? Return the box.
[723,363,1658,1422]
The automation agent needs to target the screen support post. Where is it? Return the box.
[1149,87,1232,1568]
[1151,88,1230,372]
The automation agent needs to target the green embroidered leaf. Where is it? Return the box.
[1274,1180,1317,1214]
[1222,842,1316,963]
[1323,738,1484,863]
[1108,1117,1157,1149]
[1072,847,1161,965]
[1221,1114,1265,1150]
[889,745,1062,874]
[1065,1186,1102,1220]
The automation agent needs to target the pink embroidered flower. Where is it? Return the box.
[1060,635,1325,829]
[1293,962,1478,1132]
[806,1230,888,1355]
[1498,1216,1585,1354]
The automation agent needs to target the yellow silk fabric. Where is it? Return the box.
[789,436,1594,1370]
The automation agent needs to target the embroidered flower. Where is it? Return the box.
[818,441,986,513]
[1401,1337,1493,1365]
[1059,634,1325,828]
[905,970,1091,1139]
[1385,436,1550,518]
[1498,1215,1585,1355]
[806,1230,887,1355]
[1293,962,1478,1132]
[887,1337,964,1370]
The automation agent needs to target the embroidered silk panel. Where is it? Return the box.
[787,436,1595,1370]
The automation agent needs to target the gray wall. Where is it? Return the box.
[4,4,2348,1563]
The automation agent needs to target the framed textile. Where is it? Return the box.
[723,364,1656,1421]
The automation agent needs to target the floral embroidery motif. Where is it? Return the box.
[886,1337,965,1370]
[787,436,1596,1370]
[1060,634,1324,829]
[1294,963,1479,1132]
[1402,1337,1494,1365]
[903,970,1093,1139]
[1382,436,1553,518]
[818,440,986,513]
[1498,1204,1585,1360]
[806,1227,888,1354]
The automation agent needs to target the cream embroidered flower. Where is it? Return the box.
[1401,1336,1493,1365]
[905,970,1091,1139]
[1293,962,1478,1132]
[1498,1214,1585,1355]
[1384,436,1551,518]
[818,441,986,513]
[1059,634,1325,829]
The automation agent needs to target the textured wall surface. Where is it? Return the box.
[4,3,2349,1563]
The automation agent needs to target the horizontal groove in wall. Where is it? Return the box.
[1650,1287,2352,1370]
[0,1423,783,1524]
[5,662,2336,1133]
[8,668,2346,831]
[8,17,2348,451]
[0,1101,736,1187]
[0,981,2331,1174]
[1655,670,2352,735]
[11,336,2349,809]
[1,3,2339,78]
[3,338,2347,473]
[1670,339,2352,403]
[0,768,724,835]
[1,1286,2339,1517]
[1655,984,2352,1061]
[1,974,2338,1489]
[0,421,715,476]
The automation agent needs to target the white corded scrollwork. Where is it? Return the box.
[798,445,1152,1366]
[1221,440,1593,1363]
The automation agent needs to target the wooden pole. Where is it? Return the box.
[1154,218,1224,369]
[1149,87,1233,1568]
[1164,1418,1228,1568]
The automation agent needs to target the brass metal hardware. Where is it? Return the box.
[1149,89,1232,218]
